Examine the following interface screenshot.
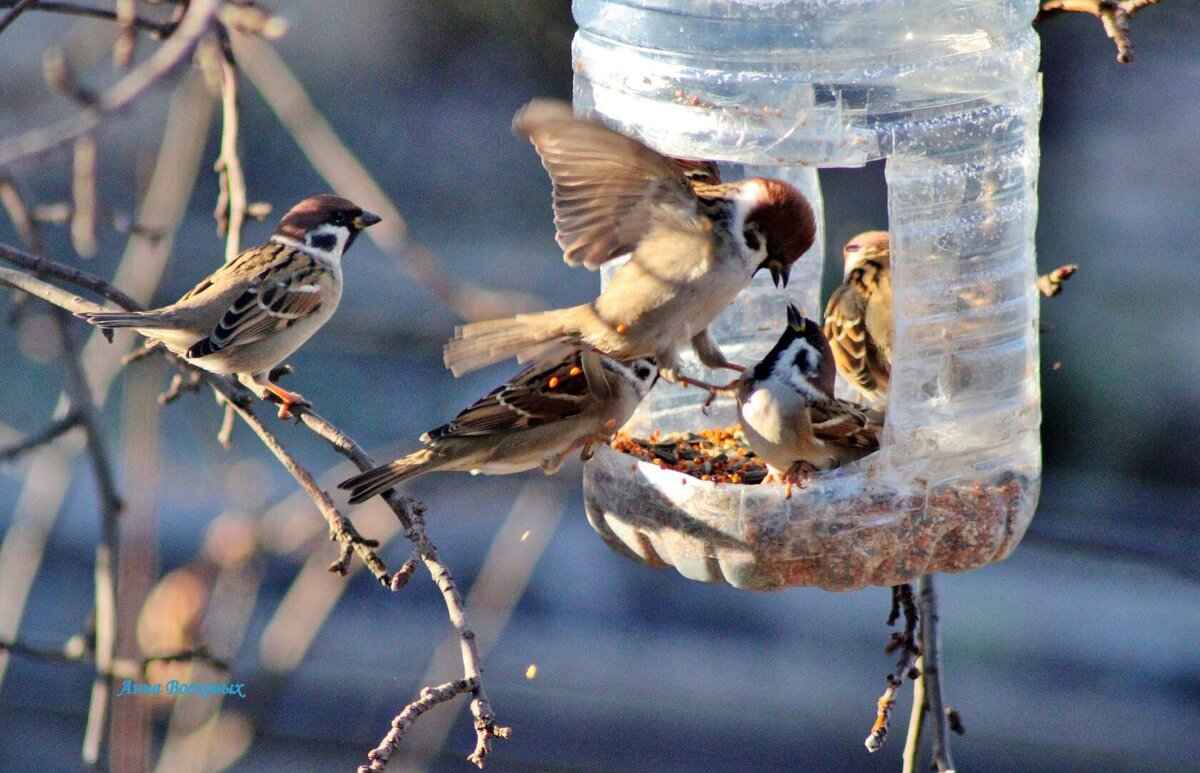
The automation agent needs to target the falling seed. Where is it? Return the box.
[615,323,629,335]
[1052,361,1062,371]
[569,366,582,377]
[548,376,560,388]
[520,530,531,542]
[526,664,538,680]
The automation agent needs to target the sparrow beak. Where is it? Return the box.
[786,303,805,331]
[354,211,382,229]
[767,259,790,288]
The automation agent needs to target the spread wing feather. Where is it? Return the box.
[514,99,698,269]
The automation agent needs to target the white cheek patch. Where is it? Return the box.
[305,225,350,259]
[773,339,825,400]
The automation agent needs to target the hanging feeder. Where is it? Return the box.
[576,0,1043,591]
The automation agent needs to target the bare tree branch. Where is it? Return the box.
[865,583,920,753]
[0,637,229,677]
[902,653,927,773]
[0,0,37,37]
[0,411,82,462]
[0,0,178,36]
[1036,0,1163,63]
[205,32,249,263]
[917,575,955,772]
[361,679,479,772]
[70,135,99,258]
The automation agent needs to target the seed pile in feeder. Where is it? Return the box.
[610,426,769,485]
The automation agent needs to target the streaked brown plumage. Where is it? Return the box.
[823,230,892,403]
[338,351,657,504]
[443,99,816,385]
[77,195,380,417]
[734,305,883,494]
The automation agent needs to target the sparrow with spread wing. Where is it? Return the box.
[444,99,816,387]
[77,195,380,418]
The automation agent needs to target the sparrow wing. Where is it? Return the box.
[807,398,882,452]
[514,99,698,270]
[424,355,594,440]
[823,284,879,396]
[186,262,326,359]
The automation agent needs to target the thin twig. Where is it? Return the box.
[216,402,237,448]
[0,636,87,665]
[1036,0,1163,63]
[57,311,124,767]
[0,637,229,677]
[71,134,99,257]
[0,0,177,36]
[141,647,230,676]
[0,411,83,462]
[902,654,927,773]
[0,0,221,167]
[208,32,248,263]
[0,176,42,253]
[290,407,511,767]
[0,243,141,310]
[917,575,955,772]
[865,584,921,753]
[0,0,38,37]
[361,679,479,772]
[113,0,137,68]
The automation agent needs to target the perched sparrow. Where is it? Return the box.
[823,230,892,403]
[338,351,657,504]
[734,305,882,494]
[77,195,380,418]
[443,99,816,386]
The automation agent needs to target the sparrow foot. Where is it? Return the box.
[261,382,311,420]
[781,460,819,499]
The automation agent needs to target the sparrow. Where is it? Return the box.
[77,195,381,418]
[823,230,892,403]
[732,304,883,495]
[338,351,657,504]
[443,99,816,387]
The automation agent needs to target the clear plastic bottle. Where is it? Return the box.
[576,0,1043,590]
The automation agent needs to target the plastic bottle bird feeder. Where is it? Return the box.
[576,0,1043,591]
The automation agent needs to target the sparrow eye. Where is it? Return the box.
[330,211,348,227]
[743,226,761,252]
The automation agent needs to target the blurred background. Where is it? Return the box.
[0,2,1197,771]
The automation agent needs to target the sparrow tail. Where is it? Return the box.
[338,449,439,504]
[443,306,585,376]
[75,310,168,329]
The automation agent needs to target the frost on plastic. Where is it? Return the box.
[576,0,1043,591]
